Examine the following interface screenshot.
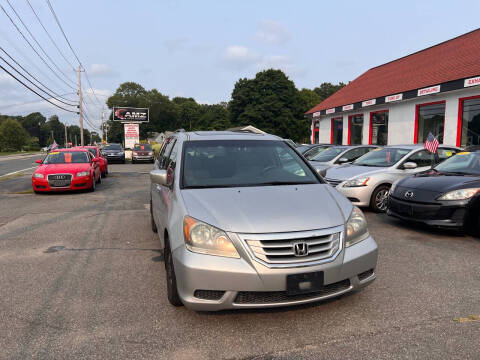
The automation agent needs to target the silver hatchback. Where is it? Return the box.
[324,145,461,212]
[150,131,377,311]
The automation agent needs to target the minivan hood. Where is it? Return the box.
[326,164,387,180]
[181,184,352,233]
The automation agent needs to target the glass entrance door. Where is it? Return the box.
[459,97,480,147]
[370,111,389,145]
[331,118,343,145]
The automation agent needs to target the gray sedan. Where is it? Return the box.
[309,145,378,172]
[324,145,461,212]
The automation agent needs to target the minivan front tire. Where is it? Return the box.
[164,237,183,307]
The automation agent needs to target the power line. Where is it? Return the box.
[0,53,77,107]
[0,63,79,113]
[45,0,104,106]
[0,2,76,91]
[25,0,76,71]
[5,0,77,87]
[0,46,77,105]
[0,92,75,111]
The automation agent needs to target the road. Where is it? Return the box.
[0,153,44,177]
[0,163,479,359]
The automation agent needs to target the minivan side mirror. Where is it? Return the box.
[337,157,349,164]
[150,169,167,186]
[35,159,42,164]
[403,162,417,170]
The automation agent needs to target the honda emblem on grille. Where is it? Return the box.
[404,190,414,198]
[293,242,309,257]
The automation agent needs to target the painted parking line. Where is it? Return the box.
[0,166,36,178]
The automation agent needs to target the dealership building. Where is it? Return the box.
[307,28,480,148]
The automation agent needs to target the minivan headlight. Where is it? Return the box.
[437,188,480,201]
[183,216,240,258]
[343,177,370,187]
[345,207,369,247]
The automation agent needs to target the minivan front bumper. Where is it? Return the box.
[172,235,378,311]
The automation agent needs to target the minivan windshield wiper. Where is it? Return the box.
[183,181,317,189]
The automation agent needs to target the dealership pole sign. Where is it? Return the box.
[113,107,149,122]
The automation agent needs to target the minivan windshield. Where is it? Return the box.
[310,146,347,162]
[182,140,320,188]
[434,152,480,175]
[354,148,410,167]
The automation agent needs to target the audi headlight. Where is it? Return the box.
[345,207,369,247]
[437,188,480,201]
[343,177,370,187]
[76,171,89,177]
[183,216,240,258]
[33,173,44,178]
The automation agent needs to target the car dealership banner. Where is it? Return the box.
[113,107,149,122]
[124,123,139,149]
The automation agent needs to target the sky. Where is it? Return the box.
[0,0,480,132]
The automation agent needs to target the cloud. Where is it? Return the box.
[221,45,261,70]
[256,55,308,78]
[164,37,189,52]
[255,20,291,45]
[89,64,117,78]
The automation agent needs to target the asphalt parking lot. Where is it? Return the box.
[0,163,479,359]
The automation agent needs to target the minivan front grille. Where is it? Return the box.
[325,178,342,187]
[239,227,343,268]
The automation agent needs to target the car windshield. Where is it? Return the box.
[434,152,480,175]
[182,140,320,188]
[104,144,122,150]
[43,151,89,164]
[304,145,330,160]
[87,148,96,156]
[310,146,347,162]
[134,144,152,151]
[354,148,411,167]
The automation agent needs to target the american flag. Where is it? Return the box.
[424,132,439,154]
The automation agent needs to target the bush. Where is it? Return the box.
[0,118,29,151]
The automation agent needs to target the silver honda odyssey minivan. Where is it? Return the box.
[150,131,377,311]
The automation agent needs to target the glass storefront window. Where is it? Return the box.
[416,102,445,144]
[331,118,343,145]
[349,114,363,145]
[460,97,480,147]
[370,111,388,145]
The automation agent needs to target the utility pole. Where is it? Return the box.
[101,106,105,142]
[64,124,68,147]
[77,65,84,146]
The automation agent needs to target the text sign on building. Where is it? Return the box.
[417,85,440,96]
[124,123,139,149]
[312,111,320,118]
[464,76,480,87]
[326,108,335,114]
[342,104,353,111]
[362,99,376,107]
[113,107,149,122]
[385,93,403,103]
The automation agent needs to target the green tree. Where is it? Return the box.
[313,82,347,102]
[0,118,29,151]
[229,69,309,142]
[299,88,321,112]
[19,112,48,146]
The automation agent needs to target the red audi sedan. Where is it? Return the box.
[32,149,102,193]
[74,146,108,177]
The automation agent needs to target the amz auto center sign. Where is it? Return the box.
[113,107,149,122]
